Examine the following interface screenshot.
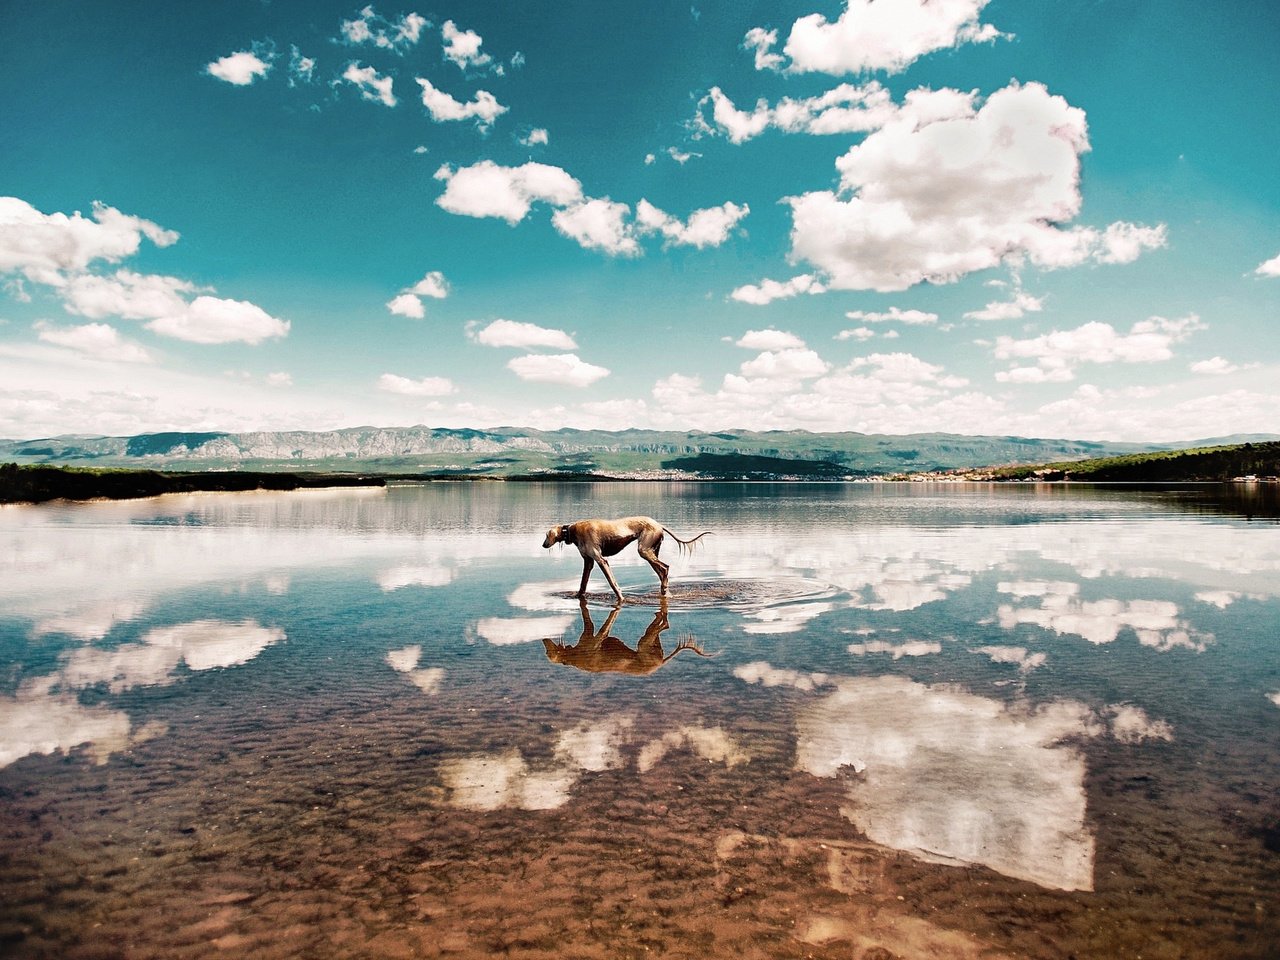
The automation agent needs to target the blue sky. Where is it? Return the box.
[1,0,1277,442]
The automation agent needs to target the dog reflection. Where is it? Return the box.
[543,601,711,675]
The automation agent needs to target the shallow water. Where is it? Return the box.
[1,482,1277,959]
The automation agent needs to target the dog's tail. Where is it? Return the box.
[661,526,712,554]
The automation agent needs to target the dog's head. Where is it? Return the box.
[542,524,565,549]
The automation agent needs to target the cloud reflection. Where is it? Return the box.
[0,619,283,770]
[384,644,445,694]
[997,581,1212,652]
[792,674,1098,891]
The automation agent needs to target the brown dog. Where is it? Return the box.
[542,516,711,602]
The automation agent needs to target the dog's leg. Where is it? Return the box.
[595,555,624,604]
[637,543,670,595]
[577,557,595,598]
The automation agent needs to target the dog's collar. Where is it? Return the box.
[560,523,575,545]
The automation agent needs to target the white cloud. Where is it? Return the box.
[733,661,831,692]
[441,19,492,70]
[734,329,805,351]
[408,271,449,298]
[1255,253,1280,277]
[145,296,290,345]
[786,82,1166,292]
[520,128,549,147]
[468,318,577,350]
[698,82,899,143]
[377,373,456,396]
[287,46,315,86]
[386,292,425,318]
[34,321,151,363]
[634,199,749,249]
[377,565,453,591]
[473,615,575,646]
[729,273,825,305]
[206,50,272,86]
[552,199,638,256]
[742,27,784,71]
[964,290,1044,321]
[266,371,292,387]
[507,353,610,387]
[998,584,1211,652]
[666,146,700,164]
[340,6,428,51]
[0,197,178,286]
[1190,356,1248,376]
[341,62,397,107]
[61,270,195,320]
[755,0,1007,76]
[739,348,829,381]
[838,326,875,342]
[434,160,583,223]
[415,78,507,129]
[843,306,938,326]
[994,314,1204,381]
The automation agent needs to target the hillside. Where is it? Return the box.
[969,441,1280,482]
[0,464,384,505]
[2,426,1263,479]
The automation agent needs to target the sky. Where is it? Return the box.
[1,0,1278,443]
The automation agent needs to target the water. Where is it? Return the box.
[1,482,1277,959]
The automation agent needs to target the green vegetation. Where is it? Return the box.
[0,463,385,505]
[981,442,1280,482]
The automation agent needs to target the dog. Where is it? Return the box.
[542,516,711,602]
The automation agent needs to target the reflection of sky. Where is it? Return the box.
[439,715,749,812]
[737,665,1178,892]
[0,619,281,769]
[793,675,1099,892]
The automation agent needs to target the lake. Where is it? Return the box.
[1,482,1277,959]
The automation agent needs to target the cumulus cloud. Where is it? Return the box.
[842,306,938,326]
[551,199,639,256]
[386,270,449,317]
[519,128,549,147]
[384,645,444,694]
[751,0,1007,76]
[34,321,151,363]
[0,198,178,285]
[468,318,576,350]
[145,296,290,345]
[1190,356,1252,376]
[441,19,492,70]
[1255,253,1280,277]
[61,270,194,319]
[729,273,825,305]
[377,373,456,396]
[507,353,610,387]
[735,329,806,351]
[415,78,507,129]
[742,26,784,71]
[733,661,831,692]
[972,645,1047,673]
[340,6,428,51]
[341,62,397,107]
[697,82,899,143]
[847,639,941,659]
[409,271,448,298]
[434,160,583,223]
[739,348,829,381]
[386,292,425,318]
[634,200,749,249]
[994,314,1204,382]
[965,290,1044,321]
[206,50,272,86]
[786,82,1166,292]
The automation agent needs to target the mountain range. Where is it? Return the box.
[4,427,1277,479]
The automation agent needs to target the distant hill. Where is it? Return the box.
[972,441,1280,482]
[0,425,1230,478]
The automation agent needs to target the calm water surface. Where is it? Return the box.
[1,483,1277,959]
